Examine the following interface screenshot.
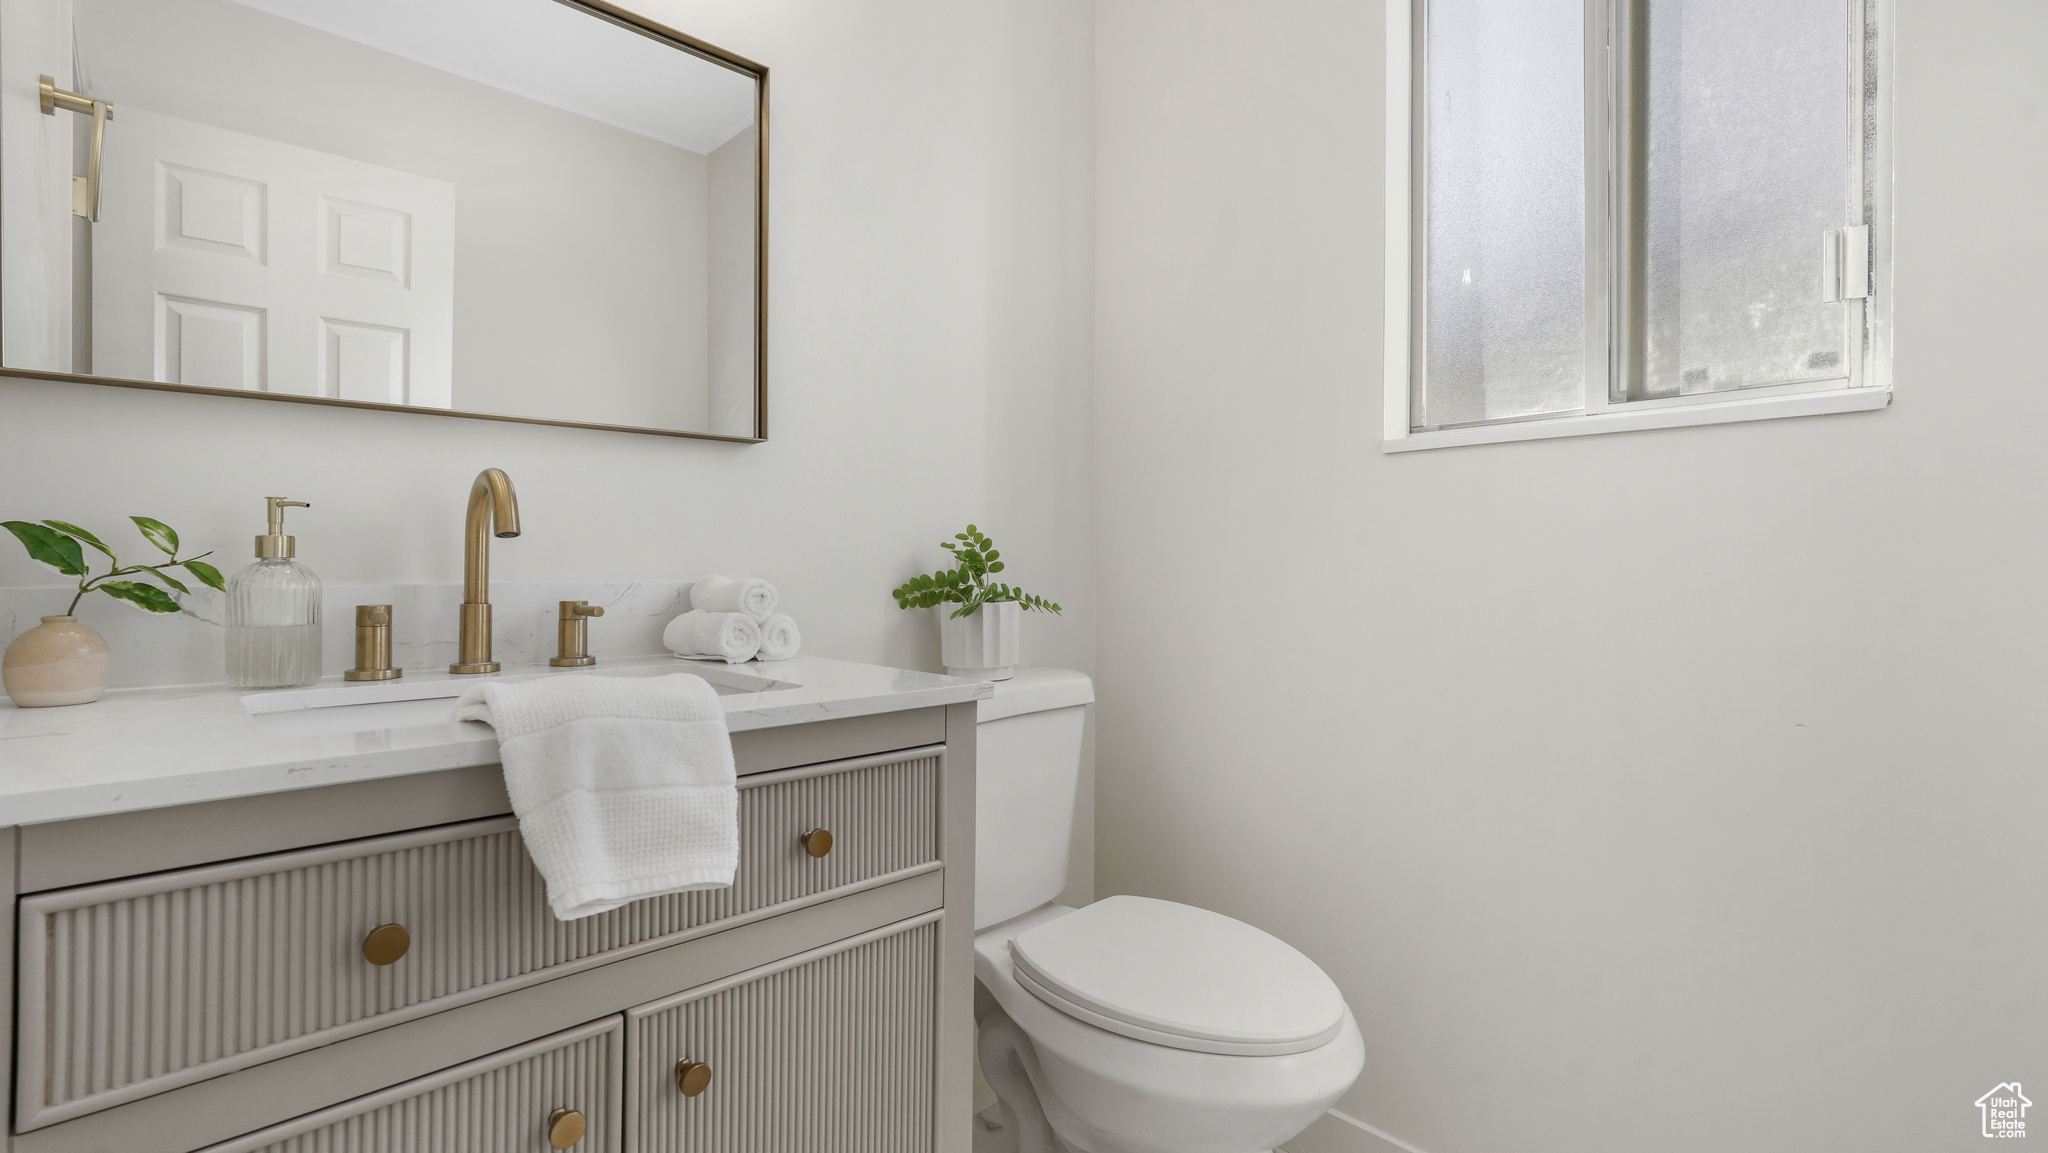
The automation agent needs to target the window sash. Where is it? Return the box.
[1407,0,1880,435]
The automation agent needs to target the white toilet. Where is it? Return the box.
[972,669,1364,1153]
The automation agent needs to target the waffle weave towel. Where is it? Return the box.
[452,672,736,919]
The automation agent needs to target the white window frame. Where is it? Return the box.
[1383,0,1894,453]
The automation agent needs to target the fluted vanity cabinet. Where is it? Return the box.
[196,1018,625,1153]
[15,751,943,1129]
[626,916,939,1152]
[0,701,978,1153]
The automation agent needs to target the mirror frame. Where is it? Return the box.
[0,0,770,442]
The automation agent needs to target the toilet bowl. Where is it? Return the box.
[972,671,1363,1153]
[974,902,1364,1153]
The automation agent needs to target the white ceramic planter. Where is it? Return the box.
[938,600,1020,681]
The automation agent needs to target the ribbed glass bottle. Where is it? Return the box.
[226,557,322,688]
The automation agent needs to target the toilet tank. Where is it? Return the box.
[974,667,1093,930]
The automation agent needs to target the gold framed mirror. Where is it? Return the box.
[0,0,767,440]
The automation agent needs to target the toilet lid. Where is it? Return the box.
[1008,896,1346,1057]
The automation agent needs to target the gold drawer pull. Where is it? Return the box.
[547,1108,587,1148]
[676,1060,713,1097]
[362,923,411,966]
[800,828,834,858]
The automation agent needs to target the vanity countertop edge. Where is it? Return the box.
[0,653,992,827]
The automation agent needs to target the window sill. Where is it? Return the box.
[1381,385,1889,453]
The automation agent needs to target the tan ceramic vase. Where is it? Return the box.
[3,616,112,707]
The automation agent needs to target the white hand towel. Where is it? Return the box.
[450,673,737,921]
[691,574,778,623]
[755,613,801,661]
[664,609,761,663]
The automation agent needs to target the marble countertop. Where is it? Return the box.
[0,654,990,827]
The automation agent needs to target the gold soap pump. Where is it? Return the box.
[255,497,308,557]
[225,497,323,689]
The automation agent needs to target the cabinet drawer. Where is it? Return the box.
[626,913,939,1153]
[197,1016,621,1153]
[16,747,941,1130]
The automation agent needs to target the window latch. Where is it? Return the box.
[1823,226,1871,303]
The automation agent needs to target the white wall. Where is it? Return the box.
[1095,2,2047,1152]
[0,0,72,375]
[983,0,1097,907]
[1,0,1094,703]
[707,122,759,436]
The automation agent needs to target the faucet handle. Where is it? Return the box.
[551,601,602,667]
[344,605,401,681]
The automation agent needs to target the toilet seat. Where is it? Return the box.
[1007,895,1346,1057]
[976,903,1366,1153]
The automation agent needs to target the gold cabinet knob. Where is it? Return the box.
[676,1060,713,1097]
[547,1108,587,1148]
[362,923,411,966]
[800,828,833,858]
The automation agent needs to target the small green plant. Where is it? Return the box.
[891,524,1062,620]
[3,517,226,615]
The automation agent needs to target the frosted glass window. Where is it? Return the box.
[1639,0,1851,396]
[1422,0,1586,428]
[1409,0,1881,441]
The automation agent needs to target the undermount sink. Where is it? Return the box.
[242,660,796,738]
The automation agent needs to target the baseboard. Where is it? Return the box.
[1281,1109,1434,1153]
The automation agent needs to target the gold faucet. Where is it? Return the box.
[451,468,520,674]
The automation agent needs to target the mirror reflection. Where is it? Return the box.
[1,0,764,438]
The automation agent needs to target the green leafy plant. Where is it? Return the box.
[2,517,226,616]
[891,524,1062,620]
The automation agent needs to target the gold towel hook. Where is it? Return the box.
[39,76,113,223]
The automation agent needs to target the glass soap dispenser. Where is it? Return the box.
[226,497,323,689]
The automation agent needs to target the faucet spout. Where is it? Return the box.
[453,468,519,674]
[462,468,520,603]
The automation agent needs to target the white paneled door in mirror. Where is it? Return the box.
[94,108,455,405]
[0,0,766,440]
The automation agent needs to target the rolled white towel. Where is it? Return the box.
[664,610,761,663]
[691,574,777,623]
[755,614,801,661]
